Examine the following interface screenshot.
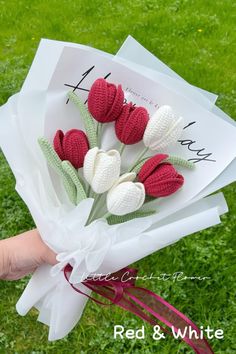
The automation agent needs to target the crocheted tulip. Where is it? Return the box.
[107,173,145,215]
[138,154,184,197]
[143,105,184,151]
[83,147,121,194]
[115,103,149,144]
[88,78,124,123]
[53,129,89,169]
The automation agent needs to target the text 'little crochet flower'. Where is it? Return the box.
[143,105,184,151]
[107,173,145,215]
[115,103,149,145]
[83,147,121,194]
[53,129,89,169]
[138,154,184,197]
[88,78,124,123]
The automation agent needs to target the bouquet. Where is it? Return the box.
[0,36,235,352]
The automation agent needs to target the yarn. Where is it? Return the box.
[83,147,121,194]
[115,103,149,144]
[138,154,184,197]
[107,174,145,216]
[138,154,168,181]
[88,78,124,123]
[143,105,184,151]
[38,137,77,204]
[61,161,87,203]
[107,209,156,225]
[68,92,97,148]
[53,129,89,169]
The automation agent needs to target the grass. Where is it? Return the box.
[0,0,235,352]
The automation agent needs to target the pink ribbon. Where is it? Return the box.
[64,265,214,354]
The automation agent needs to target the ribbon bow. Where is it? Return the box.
[64,265,214,354]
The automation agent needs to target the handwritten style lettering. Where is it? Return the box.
[179,122,216,163]
[64,66,111,104]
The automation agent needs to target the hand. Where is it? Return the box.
[0,229,57,280]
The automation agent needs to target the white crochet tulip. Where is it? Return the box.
[107,173,145,216]
[84,147,121,193]
[143,105,184,151]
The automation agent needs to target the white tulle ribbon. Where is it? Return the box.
[44,199,115,284]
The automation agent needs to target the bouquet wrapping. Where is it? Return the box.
[0,36,235,345]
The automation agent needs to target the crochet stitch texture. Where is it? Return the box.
[53,129,89,169]
[143,105,183,151]
[115,103,149,144]
[138,154,184,197]
[88,78,124,123]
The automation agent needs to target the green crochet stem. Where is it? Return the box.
[131,155,195,174]
[107,209,156,225]
[68,91,97,148]
[61,161,87,204]
[119,143,126,155]
[97,122,103,147]
[38,137,77,204]
[131,158,148,173]
[86,193,103,224]
[128,147,149,172]
[144,195,157,204]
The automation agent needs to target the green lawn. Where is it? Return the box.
[0,0,235,353]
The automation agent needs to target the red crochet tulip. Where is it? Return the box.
[115,103,149,144]
[138,154,184,197]
[88,78,124,123]
[53,129,89,169]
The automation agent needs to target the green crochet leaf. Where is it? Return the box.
[165,156,195,169]
[61,174,77,205]
[107,209,156,225]
[68,91,97,148]
[38,137,63,173]
[131,155,195,174]
[61,161,87,203]
[38,137,77,204]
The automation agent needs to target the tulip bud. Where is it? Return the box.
[83,147,121,194]
[53,129,89,169]
[107,173,145,215]
[138,154,184,197]
[143,105,184,150]
[88,78,124,123]
[115,103,149,144]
